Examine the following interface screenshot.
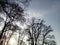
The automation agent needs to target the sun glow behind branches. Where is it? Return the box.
[8,32,19,45]
[9,38,17,45]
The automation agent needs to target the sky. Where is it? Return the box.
[26,0,60,45]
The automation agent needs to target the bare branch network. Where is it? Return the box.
[0,0,56,45]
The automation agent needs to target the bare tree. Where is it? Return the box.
[41,25,55,45]
[26,17,56,45]
[0,0,31,45]
[25,17,44,45]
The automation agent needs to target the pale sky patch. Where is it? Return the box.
[25,10,44,18]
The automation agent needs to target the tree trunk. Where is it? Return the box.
[31,37,34,45]
[0,22,6,39]
[42,35,45,45]
[31,39,34,45]
[42,39,44,45]
[31,39,37,45]
[34,39,37,45]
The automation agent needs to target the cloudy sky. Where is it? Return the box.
[26,0,60,45]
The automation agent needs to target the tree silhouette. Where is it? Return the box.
[25,17,44,45]
[41,25,55,45]
[0,0,31,45]
[26,17,56,45]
